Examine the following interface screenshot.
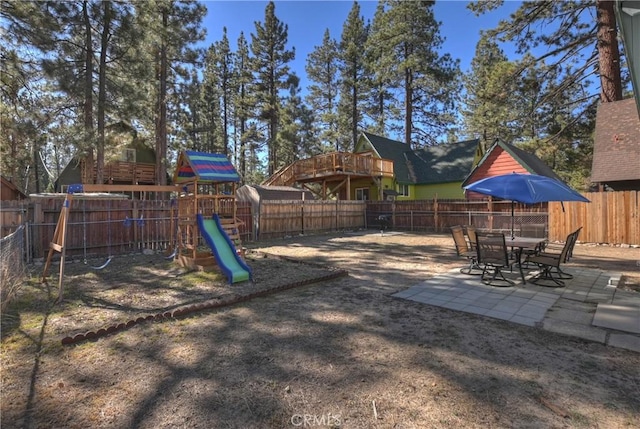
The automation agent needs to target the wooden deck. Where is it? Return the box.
[81,160,156,185]
[264,152,394,187]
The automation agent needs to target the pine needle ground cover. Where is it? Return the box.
[2,232,639,428]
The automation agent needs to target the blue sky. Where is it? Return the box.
[201,0,523,89]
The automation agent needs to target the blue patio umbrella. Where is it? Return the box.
[463,173,590,238]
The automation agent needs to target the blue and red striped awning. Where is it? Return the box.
[174,151,240,183]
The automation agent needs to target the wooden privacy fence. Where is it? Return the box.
[366,199,547,234]
[31,198,177,262]
[21,198,252,261]
[3,191,637,261]
[1,200,28,238]
[549,191,639,245]
[256,200,365,240]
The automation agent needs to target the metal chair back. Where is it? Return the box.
[465,225,478,251]
[476,232,510,267]
[451,225,470,256]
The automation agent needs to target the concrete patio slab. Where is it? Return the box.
[608,333,640,352]
[392,266,640,352]
[541,319,608,344]
[593,304,640,334]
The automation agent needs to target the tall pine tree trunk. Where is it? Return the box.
[405,67,413,148]
[596,0,622,102]
[96,1,112,185]
[83,0,94,183]
[269,114,277,175]
[239,96,247,181]
[155,7,168,185]
[352,83,360,152]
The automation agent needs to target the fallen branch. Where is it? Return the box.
[539,396,570,418]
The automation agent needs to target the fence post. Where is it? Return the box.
[33,200,44,258]
[364,202,368,229]
[299,200,303,235]
[433,195,439,232]
[25,221,31,263]
[132,199,139,249]
[487,198,494,231]
[391,200,396,230]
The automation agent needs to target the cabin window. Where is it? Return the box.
[397,184,409,197]
[123,148,136,163]
[356,188,369,200]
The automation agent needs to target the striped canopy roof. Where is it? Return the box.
[174,150,240,183]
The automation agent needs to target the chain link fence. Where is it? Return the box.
[1,225,26,312]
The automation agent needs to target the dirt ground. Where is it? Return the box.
[1,230,639,428]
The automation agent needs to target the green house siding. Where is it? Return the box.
[414,182,465,199]
[354,132,483,201]
[135,147,156,164]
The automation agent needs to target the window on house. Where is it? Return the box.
[123,149,136,163]
[397,184,409,197]
[356,188,369,200]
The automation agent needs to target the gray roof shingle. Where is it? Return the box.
[361,132,479,184]
[591,98,640,184]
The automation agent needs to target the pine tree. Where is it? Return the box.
[232,32,256,181]
[138,0,206,184]
[201,44,223,152]
[338,1,369,152]
[468,0,618,189]
[469,0,623,110]
[250,1,295,175]
[368,0,460,148]
[462,33,521,144]
[305,28,340,152]
[214,27,234,156]
[362,2,398,136]
[1,1,95,189]
[279,74,319,164]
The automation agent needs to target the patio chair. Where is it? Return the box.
[568,226,582,260]
[534,227,582,280]
[451,225,481,275]
[476,232,525,286]
[464,225,478,251]
[527,230,576,287]
[519,223,547,263]
[542,227,581,256]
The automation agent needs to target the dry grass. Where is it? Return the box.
[2,230,639,428]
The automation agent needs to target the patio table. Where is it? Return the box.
[507,236,548,274]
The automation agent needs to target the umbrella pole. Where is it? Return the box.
[511,201,515,239]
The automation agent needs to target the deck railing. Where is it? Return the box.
[265,152,394,186]
[82,160,156,184]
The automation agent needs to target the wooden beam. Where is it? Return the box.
[326,178,348,199]
[42,193,73,302]
[78,184,182,193]
[302,183,323,199]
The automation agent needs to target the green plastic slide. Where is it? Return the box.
[196,214,252,284]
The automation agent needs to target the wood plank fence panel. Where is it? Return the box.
[259,201,304,239]
[337,201,365,230]
[1,200,27,237]
[303,200,334,233]
[549,191,639,245]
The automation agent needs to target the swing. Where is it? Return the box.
[82,198,113,270]
[164,198,178,259]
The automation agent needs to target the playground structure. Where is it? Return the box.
[172,151,251,280]
[42,150,251,301]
